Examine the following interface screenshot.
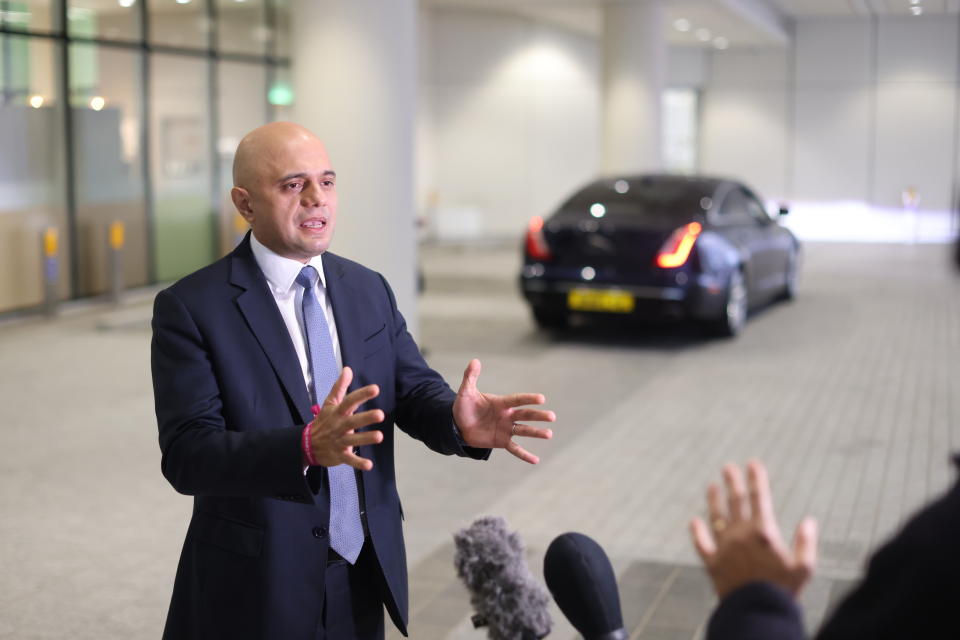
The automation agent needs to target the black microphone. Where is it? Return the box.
[453,516,552,640]
[544,532,628,640]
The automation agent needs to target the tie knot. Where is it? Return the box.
[296,265,319,290]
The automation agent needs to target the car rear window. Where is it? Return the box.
[557,177,713,224]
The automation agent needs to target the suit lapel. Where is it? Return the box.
[230,235,313,425]
[323,253,363,395]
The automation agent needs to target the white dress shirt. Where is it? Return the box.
[249,233,343,401]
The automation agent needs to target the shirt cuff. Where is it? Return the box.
[452,418,467,447]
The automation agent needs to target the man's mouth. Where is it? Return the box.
[300,218,327,230]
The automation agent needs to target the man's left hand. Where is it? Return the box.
[452,359,555,464]
[690,460,818,600]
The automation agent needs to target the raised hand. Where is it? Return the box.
[452,359,555,464]
[308,366,385,470]
[690,460,818,599]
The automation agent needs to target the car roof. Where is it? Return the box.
[591,173,734,194]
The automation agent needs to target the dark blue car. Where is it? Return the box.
[519,174,800,336]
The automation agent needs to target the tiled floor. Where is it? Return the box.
[0,241,957,639]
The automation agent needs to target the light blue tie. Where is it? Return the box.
[296,265,365,564]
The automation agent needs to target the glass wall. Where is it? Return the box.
[2,0,61,33]
[0,34,69,311]
[151,53,213,282]
[217,0,266,56]
[217,60,266,254]
[67,1,141,41]
[71,43,147,296]
[149,0,209,49]
[0,0,290,314]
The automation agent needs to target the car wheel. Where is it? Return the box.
[781,248,800,301]
[532,306,568,329]
[711,269,747,337]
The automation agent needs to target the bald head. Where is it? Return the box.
[232,121,329,188]
[230,121,339,261]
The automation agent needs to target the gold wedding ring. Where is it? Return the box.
[511,423,519,436]
[713,518,727,533]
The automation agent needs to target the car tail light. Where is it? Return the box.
[525,216,552,260]
[656,222,702,268]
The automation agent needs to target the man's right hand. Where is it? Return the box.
[308,366,384,471]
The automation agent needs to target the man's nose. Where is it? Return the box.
[301,182,326,207]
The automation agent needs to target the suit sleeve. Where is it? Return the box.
[377,273,490,461]
[706,582,807,640]
[814,476,960,639]
[151,288,314,502]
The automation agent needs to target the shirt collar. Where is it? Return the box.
[249,232,326,296]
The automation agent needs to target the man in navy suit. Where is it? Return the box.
[151,122,555,639]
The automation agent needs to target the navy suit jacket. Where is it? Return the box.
[706,458,960,640]
[151,234,489,639]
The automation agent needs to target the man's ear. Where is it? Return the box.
[231,186,254,223]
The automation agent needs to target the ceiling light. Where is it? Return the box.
[614,180,629,194]
[911,5,923,14]
[118,0,135,6]
[673,18,691,32]
[29,95,44,108]
[90,96,106,111]
[910,0,920,4]
[713,36,729,50]
[590,203,607,218]
[695,28,712,42]
[175,0,191,4]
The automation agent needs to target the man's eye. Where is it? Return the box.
[285,182,303,191]
[321,180,335,188]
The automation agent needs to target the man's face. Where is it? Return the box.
[234,135,338,262]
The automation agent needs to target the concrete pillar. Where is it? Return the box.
[291,0,419,334]
[601,0,665,175]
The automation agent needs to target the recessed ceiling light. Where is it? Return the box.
[90,96,106,111]
[910,0,921,4]
[673,18,691,32]
[118,0,135,7]
[911,5,923,14]
[695,28,712,42]
[713,36,729,50]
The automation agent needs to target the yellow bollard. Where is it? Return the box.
[43,227,58,258]
[42,227,59,315]
[108,221,125,303]
[109,221,125,251]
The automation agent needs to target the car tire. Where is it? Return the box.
[532,306,568,329]
[710,269,747,337]
[780,248,800,301]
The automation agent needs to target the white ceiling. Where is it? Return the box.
[771,0,959,16]
[425,0,960,48]
[18,0,960,49]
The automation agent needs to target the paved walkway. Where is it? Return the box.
[0,242,956,639]
[399,241,960,639]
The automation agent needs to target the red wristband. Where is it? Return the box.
[302,422,319,466]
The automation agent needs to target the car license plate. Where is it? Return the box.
[567,288,635,313]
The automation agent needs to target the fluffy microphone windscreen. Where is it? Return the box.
[544,532,624,638]
[453,516,552,640]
